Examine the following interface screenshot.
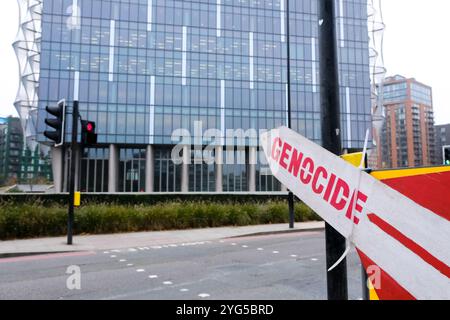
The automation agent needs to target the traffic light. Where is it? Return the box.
[44,99,66,146]
[81,120,97,145]
[444,146,450,165]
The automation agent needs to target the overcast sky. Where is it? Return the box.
[1,0,449,124]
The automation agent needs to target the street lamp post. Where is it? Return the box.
[318,0,349,300]
[285,0,295,229]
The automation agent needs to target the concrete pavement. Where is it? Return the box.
[0,221,324,256]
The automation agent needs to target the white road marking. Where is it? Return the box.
[128,248,137,252]
[119,259,126,262]
[290,255,298,258]
[311,258,318,261]
[163,281,173,285]
[257,248,264,251]
[136,269,145,273]
[111,249,121,253]
[148,275,158,279]
[127,263,134,266]
[198,293,210,298]
[242,245,248,248]
[103,251,109,254]
[219,240,225,243]
[110,255,117,258]
[151,246,162,249]
[273,251,279,254]
[231,243,237,246]
[180,288,189,292]
[180,241,208,246]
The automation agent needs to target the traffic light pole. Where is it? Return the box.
[67,100,79,245]
[318,0,348,299]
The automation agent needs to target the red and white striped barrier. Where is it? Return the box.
[261,126,450,300]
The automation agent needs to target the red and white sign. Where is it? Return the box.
[261,126,450,299]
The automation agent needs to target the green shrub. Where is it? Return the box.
[0,200,321,240]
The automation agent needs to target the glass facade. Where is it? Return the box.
[383,82,407,104]
[410,83,432,106]
[80,147,109,192]
[37,0,372,192]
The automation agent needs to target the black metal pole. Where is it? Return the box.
[67,101,78,245]
[318,0,348,300]
[362,266,369,300]
[285,0,295,229]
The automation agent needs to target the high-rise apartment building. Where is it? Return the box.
[0,116,52,185]
[378,75,436,169]
[16,0,373,193]
[19,145,53,184]
[0,117,23,184]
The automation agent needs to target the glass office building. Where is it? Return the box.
[21,0,372,193]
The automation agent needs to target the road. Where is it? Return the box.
[0,230,365,300]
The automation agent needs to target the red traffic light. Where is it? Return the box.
[81,120,97,145]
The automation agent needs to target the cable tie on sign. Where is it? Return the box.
[328,129,370,273]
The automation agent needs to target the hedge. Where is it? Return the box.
[0,200,320,240]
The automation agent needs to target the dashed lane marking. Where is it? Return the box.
[136,269,145,272]
[198,293,210,298]
[148,275,158,279]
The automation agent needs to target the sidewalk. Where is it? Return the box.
[0,221,324,256]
